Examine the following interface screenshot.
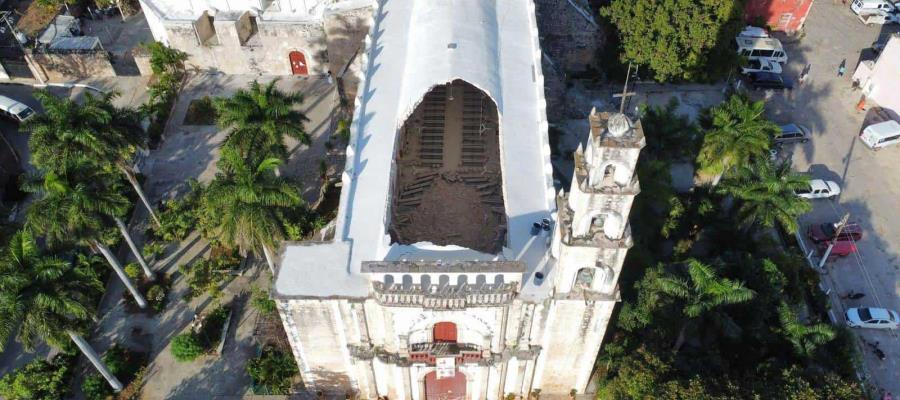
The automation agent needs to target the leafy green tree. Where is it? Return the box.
[777,302,835,358]
[598,347,670,399]
[198,147,301,272]
[142,42,188,76]
[24,89,160,226]
[24,167,149,307]
[601,0,739,81]
[656,259,755,351]
[251,287,278,316]
[214,80,310,161]
[247,347,299,395]
[697,95,777,184]
[0,230,123,392]
[719,161,811,233]
[0,355,71,400]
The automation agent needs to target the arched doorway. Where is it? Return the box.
[425,370,466,400]
[433,322,457,343]
[289,51,308,76]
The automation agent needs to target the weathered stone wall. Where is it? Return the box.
[132,49,153,76]
[534,0,604,74]
[156,7,372,77]
[162,17,325,75]
[534,300,614,393]
[25,50,116,82]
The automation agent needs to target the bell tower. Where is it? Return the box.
[552,108,645,295]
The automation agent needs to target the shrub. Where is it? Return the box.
[181,249,240,300]
[171,333,204,362]
[251,287,278,316]
[248,346,299,395]
[198,305,230,347]
[124,262,143,281]
[154,199,198,243]
[147,284,168,313]
[142,240,166,260]
[335,118,351,142]
[0,356,71,400]
[81,373,112,400]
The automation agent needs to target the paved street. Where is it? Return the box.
[762,2,900,396]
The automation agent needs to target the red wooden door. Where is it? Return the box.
[433,322,458,343]
[425,371,466,400]
[289,51,308,76]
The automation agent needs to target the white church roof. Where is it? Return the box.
[275,0,556,299]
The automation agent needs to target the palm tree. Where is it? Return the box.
[656,259,756,352]
[697,95,778,184]
[24,89,161,227]
[214,79,310,161]
[198,147,301,272]
[777,302,835,357]
[24,168,149,308]
[719,161,812,234]
[0,230,124,391]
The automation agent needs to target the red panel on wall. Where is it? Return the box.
[425,371,466,400]
[289,50,309,76]
[433,322,458,343]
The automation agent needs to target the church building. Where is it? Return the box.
[273,1,645,398]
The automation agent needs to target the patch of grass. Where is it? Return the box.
[15,2,58,38]
[183,97,217,126]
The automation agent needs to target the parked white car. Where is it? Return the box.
[795,179,841,199]
[846,307,900,329]
[741,58,783,75]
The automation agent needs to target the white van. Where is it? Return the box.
[736,36,788,63]
[860,120,900,150]
[0,95,35,123]
[851,0,898,15]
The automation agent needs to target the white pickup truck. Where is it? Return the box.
[858,11,900,24]
[851,0,900,24]
[795,179,841,200]
[741,59,783,75]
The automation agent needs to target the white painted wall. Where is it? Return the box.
[861,36,900,116]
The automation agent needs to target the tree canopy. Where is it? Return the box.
[0,230,103,351]
[697,94,777,180]
[601,0,740,82]
[719,161,812,233]
[214,80,310,161]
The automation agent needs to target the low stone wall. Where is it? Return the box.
[25,49,116,82]
[132,49,153,76]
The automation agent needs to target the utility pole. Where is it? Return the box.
[819,213,850,268]
[612,62,637,115]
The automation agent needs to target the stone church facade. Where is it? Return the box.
[271,1,645,398]
[138,0,372,82]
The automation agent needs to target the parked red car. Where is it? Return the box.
[807,222,863,244]
[818,240,858,258]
